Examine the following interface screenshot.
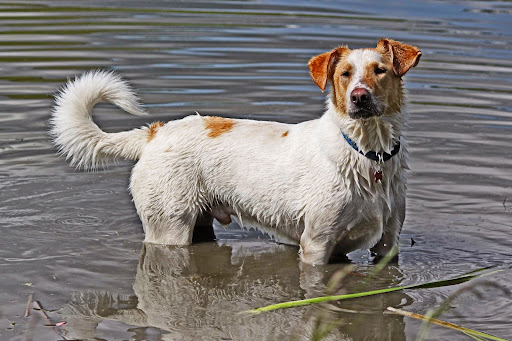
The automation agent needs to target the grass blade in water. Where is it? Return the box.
[245,268,501,314]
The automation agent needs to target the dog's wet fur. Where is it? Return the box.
[51,38,421,265]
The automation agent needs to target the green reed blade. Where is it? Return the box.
[245,268,502,314]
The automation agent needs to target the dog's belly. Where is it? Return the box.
[209,205,302,246]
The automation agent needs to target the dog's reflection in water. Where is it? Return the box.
[61,242,408,340]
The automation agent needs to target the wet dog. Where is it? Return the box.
[51,38,421,264]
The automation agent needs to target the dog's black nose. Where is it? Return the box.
[350,88,370,106]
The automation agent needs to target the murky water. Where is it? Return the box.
[1,1,511,340]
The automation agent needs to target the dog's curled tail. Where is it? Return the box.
[50,70,150,169]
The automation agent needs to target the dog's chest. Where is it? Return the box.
[333,176,399,248]
[337,159,402,221]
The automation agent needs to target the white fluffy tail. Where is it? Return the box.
[50,71,150,169]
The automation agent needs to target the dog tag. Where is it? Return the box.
[374,170,383,183]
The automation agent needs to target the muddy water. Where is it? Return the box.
[0,1,511,340]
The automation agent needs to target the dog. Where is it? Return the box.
[50,38,421,265]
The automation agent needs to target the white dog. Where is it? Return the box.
[51,38,421,265]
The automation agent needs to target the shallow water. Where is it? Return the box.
[0,1,511,340]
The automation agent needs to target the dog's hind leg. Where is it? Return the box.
[131,159,206,245]
[141,209,198,245]
[135,194,214,245]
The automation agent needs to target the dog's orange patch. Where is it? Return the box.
[148,121,164,142]
[204,116,236,138]
[282,131,289,137]
[331,60,353,114]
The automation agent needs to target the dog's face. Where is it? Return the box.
[308,39,421,119]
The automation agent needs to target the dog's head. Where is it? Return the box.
[308,39,421,119]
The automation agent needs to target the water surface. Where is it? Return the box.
[1,1,511,340]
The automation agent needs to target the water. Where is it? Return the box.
[0,1,511,340]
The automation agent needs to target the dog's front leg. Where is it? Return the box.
[299,218,340,265]
[370,195,406,259]
[300,237,334,265]
[370,217,401,259]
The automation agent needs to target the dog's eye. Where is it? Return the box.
[342,71,350,77]
[375,67,386,75]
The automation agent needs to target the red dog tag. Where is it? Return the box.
[374,170,383,183]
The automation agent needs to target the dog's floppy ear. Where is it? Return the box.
[308,47,348,92]
[377,38,421,77]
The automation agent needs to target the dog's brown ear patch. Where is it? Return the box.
[308,46,349,91]
[377,38,421,77]
[148,121,164,142]
[204,116,236,138]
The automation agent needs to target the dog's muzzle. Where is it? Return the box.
[348,87,382,119]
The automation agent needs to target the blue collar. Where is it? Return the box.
[341,130,401,163]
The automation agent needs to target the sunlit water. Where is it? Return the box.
[0,1,511,340]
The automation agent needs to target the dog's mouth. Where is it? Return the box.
[348,106,382,120]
